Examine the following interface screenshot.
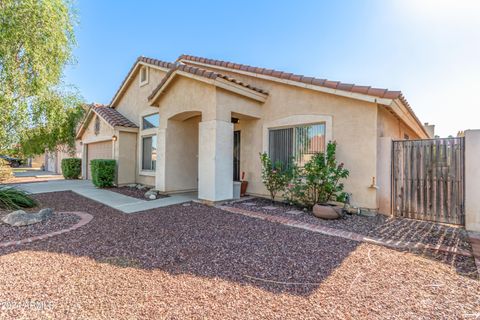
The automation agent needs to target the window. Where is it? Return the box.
[142,113,159,130]
[142,135,157,170]
[269,123,326,167]
[139,66,148,86]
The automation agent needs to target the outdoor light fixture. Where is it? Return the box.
[112,135,117,141]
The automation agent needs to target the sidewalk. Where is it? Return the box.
[16,180,196,213]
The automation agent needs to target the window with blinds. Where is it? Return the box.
[268,123,326,168]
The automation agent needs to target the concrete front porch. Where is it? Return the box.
[15,180,197,214]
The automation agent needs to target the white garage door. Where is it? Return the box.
[86,141,113,180]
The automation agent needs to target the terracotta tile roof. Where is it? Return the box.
[92,104,138,128]
[177,54,427,136]
[178,54,405,101]
[110,56,175,106]
[148,63,268,101]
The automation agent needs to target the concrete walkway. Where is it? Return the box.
[15,180,196,214]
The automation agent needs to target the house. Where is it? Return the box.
[76,54,431,212]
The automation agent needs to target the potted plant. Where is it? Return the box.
[240,171,248,197]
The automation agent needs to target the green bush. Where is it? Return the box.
[259,153,291,202]
[285,142,350,208]
[90,159,116,188]
[61,158,81,179]
[0,186,37,210]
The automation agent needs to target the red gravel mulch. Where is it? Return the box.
[106,186,168,201]
[0,191,478,319]
[0,210,80,243]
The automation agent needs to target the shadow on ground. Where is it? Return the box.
[0,191,366,296]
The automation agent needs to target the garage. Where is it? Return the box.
[86,141,113,179]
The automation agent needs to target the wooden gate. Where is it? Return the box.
[392,138,465,225]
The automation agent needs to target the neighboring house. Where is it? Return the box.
[76,54,432,212]
[43,142,83,174]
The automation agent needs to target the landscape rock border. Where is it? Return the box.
[0,211,93,248]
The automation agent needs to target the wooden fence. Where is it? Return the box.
[392,138,465,225]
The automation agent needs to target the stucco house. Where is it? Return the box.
[76,54,431,212]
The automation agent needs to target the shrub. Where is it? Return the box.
[0,187,37,210]
[285,142,349,208]
[259,153,291,202]
[90,159,116,188]
[61,158,81,179]
[0,159,12,182]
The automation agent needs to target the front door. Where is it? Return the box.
[233,131,241,181]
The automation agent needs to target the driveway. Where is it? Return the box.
[0,191,478,319]
[3,168,63,184]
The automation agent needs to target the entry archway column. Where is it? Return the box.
[198,119,233,202]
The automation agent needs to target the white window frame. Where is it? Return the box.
[141,134,157,172]
[139,66,149,86]
[142,113,159,130]
[262,115,333,154]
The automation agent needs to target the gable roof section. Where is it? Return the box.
[110,56,175,107]
[93,104,138,128]
[177,54,430,138]
[76,104,138,139]
[148,64,268,105]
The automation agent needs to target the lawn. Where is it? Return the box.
[0,191,478,319]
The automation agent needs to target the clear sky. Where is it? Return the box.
[64,0,480,137]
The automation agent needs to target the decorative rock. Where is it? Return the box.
[136,184,146,190]
[144,189,158,199]
[2,208,54,227]
[38,208,53,219]
[312,204,341,220]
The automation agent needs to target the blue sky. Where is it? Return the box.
[65,0,480,137]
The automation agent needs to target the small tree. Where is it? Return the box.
[285,142,349,208]
[259,153,290,202]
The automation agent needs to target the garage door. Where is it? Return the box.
[86,141,113,179]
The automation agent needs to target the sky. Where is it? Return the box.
[64,0,480,138]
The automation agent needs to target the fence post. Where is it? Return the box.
[465,129,480,232]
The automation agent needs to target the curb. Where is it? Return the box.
[0,211,93,248]
[219,206,473,258]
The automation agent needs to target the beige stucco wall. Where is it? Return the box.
[218,78,379,208]
[377,107,421,140]
[114,67,167,186]
[163,116,200,192]
[465,129,480,232]
[117,131,137,185]
[81,114,116,144]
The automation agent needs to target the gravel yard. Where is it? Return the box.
[106,186,168,201]
[0,191,478,319]
[0,209,80,243]
[228,197,473,249]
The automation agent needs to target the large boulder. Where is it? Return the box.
[2,208,54,227]
[312,204,342,220]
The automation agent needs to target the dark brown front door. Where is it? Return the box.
[233,131,241,181]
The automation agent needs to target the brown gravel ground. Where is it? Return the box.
[0,191,478,319]
[106,186,168,201]
[0,209,80,243]
[229,198,474,252]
